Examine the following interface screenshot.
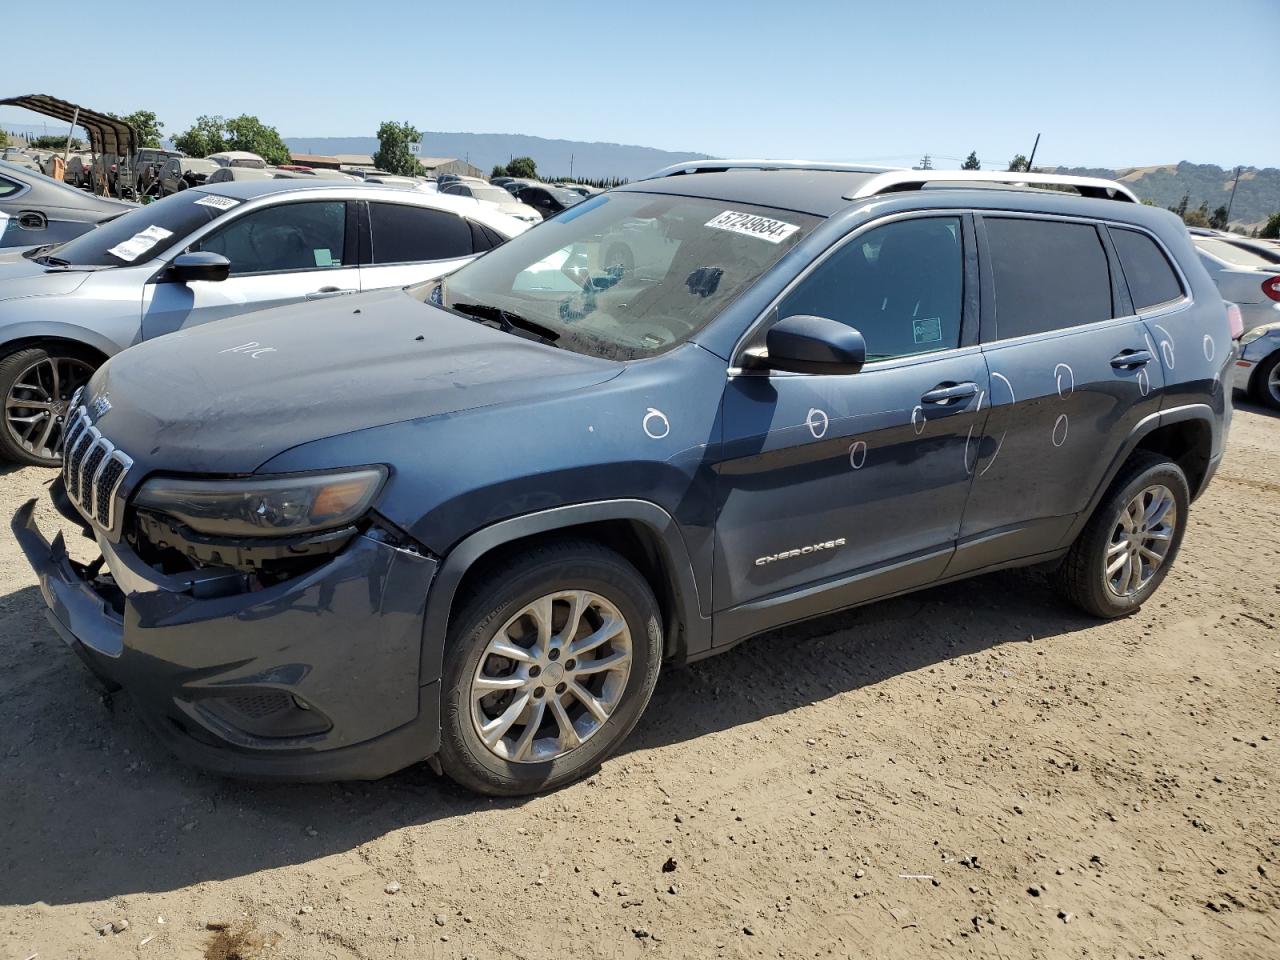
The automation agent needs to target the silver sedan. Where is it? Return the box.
[0,179,529,465]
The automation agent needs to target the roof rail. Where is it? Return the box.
[846,170,1138,203]
[644,159,902,180]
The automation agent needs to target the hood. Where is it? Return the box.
[0,251,93,301]
[85,287,621,474]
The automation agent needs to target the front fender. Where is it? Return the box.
[416,498,710,686]
[0,317,124,359]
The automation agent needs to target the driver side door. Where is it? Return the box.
[141,199,360,340]
[713,214,988,642]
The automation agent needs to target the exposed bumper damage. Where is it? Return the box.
[12,493,441,781]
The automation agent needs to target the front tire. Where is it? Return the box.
[0,346,97,467]
[1058,452,1189,618]
[438,540,663,796]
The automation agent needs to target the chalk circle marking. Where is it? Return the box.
[642,407,670,440]
[1052,413,1069,448]
[806,407,829,439]
[1054,362,1075,399]
[1137,367,1150,397]
[1203,335,1215,362]
[849,440,867,470]
[911,405,926,436]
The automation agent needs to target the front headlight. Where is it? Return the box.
[1239,326,1273,346]
[133,467,387,538]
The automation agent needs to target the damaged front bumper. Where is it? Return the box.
[12,495,442,781]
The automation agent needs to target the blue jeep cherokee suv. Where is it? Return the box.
[14,162,1232,795]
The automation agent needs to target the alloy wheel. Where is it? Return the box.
[1104,484,1177,598]
[1268,363,1280,405]
[4,355,94,463]
[470,590,633,763]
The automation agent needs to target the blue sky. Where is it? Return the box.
[3,0,1276,169]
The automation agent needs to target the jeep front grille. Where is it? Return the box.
[61,404,134,534]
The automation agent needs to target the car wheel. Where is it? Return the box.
[1057,452,1189,618]
[438,540,663,796]
[1251,351,1280,411]
[0,346,97,467]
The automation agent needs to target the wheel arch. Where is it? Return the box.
[1,325,117,367]
[1063,403,1217,547]
[418,500,709,688]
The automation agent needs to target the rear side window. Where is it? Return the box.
[0,175,21,198]
[1111,228,1183,311]
[779,216,964,360]
[369,202,473,264]
[986,218,1112,338]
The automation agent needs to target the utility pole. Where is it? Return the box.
[1224,165,1243,227]
[1026,133,1041,171]
[570,153,574,179]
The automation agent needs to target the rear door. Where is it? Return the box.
[359,201,478,291]
[951,214,1165,575]
[141,198,359,338]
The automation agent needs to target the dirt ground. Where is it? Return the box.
[1,402,1277,960]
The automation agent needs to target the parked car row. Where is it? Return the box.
[3,162,1237,799]
[0,178,530,464]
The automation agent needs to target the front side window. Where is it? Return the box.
[369,202,474,264]
[1111,228,1183,311]
[986,218,1112,338]
[431,191,819,360]
[779,217,963,360]
[193,201,347,275]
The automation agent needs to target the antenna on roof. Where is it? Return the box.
[1026,133,1041,171]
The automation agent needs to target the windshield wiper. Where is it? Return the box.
[450,301,561,347]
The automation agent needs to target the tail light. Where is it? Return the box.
[1262,276,1280,303]
[1225,302,1244,339]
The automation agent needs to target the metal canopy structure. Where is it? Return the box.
[0,93,137,158]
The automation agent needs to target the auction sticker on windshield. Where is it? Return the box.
[194,195,240,211]
[704,210,800,244]
[106,225,175,263]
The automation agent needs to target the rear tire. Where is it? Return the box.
[438,540,662,796]
[1057,452,1189,618]
[0,346,97,467]
[1251,351,1280,411]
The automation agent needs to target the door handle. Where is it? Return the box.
[305,287,355,300]
[920,381,979,405]
[1110,349,1153,369]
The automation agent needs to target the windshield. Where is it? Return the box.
[45,190,232,266]
[471,185,514,203]
[1198,238,1274,268]
[422,191,819,360]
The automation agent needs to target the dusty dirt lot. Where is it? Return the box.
[1,403,1277,960]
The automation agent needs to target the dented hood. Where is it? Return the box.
[85,287,620,474]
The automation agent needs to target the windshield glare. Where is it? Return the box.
[47,191,230,266]
[425,191,818,360]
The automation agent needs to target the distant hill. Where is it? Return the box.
[1050,162,1280,229]
[284,132,712,182]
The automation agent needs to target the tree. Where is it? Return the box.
[506,156,538,180]
[1261,212,1280,240]
[961,151,981,171]
[30,134,83,150]
[1171,192,1190,218]
[1007,154,1029,172]
[224,115,291,165]
[111,110,164,148]
[0,129,7,149]
[173,115,228,158]
[1209,205,1229,231]
[491,163,508,178]
[1183,201,1211,228]
[373,121,422,176]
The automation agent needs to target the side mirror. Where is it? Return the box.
[170,251,230,283]
[757,315,866,375]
